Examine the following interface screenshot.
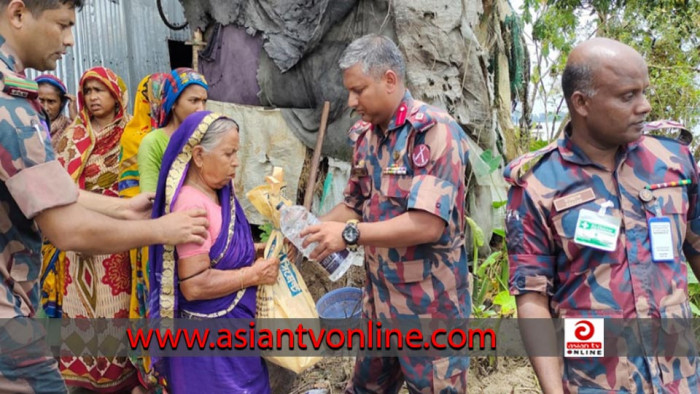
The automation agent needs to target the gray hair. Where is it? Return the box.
[562,63,597,102]
[339,34,406,81]
[199,117,239,151]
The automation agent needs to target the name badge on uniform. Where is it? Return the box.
[573,201,620,252]
[648,217,674,262]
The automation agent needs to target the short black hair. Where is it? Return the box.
[0,0,83,15]
[562,62,596,103]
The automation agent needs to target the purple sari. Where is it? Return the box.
[149,111,269,393]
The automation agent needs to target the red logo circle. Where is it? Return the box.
[574,320,595,341]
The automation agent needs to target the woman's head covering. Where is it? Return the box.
[35,74,68,110]
[35,74,67,94]
[119,73,168,197]
[55,66,130,183]
[149,111,254,321]
[76,66,128,124]
[159,68,208,127]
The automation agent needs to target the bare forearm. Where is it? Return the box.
[183,266,259,300]
[516,293,563,394]
[320,203,360,223]
[39,203,164,254]
[357,211,444,248]
[78,190,127,219]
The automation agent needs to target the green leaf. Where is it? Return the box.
[479,149,502,173]
[500,253,510,290]
[493,290,516,314]
[492,200,507,209]
[691,302,700,317]
[466,216,485,248]
[492,228,506,238]
[477,251,502,277]
[258,223,273,243]
[688,263,699,284]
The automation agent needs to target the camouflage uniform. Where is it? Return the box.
[505,123,700,393]
[343,91,471,393]
[0,35,78,393]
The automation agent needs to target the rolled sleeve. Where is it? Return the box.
[508,254,555,296]
[505,185,556,297]
[342,176,365,216]
[6,161,78,219]
[407,174,456,223]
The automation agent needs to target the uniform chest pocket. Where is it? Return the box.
[650,188,687,216]
[380,174,412,199]
[646,188,687,254]
[551,197,624,269]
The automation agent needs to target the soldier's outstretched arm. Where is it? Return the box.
[302,210,444,262]
[77,189,155,220]
[35,202,208,254]
[319,203,361,223]
[516,293,564,394]
[354,210,444,248]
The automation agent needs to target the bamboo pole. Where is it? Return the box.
[190,29,204,71]
[303,101,331,210]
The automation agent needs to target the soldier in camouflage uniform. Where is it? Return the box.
[505,37,700,393]
[0,1,208,392]
[301,34,470,393]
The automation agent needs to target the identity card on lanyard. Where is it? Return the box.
[574,201,621,252]
[648,217,674,262]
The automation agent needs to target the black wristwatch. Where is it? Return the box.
[342,219,360,251]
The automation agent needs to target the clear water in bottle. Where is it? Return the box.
[278,204,356,282]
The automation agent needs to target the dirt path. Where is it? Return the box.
[283,357,539,394]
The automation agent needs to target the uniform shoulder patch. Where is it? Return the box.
[348,119,372,143]
[408,104,437,133]
[0,71,38,99]
[643,120,692,145]
[504,142,558,186]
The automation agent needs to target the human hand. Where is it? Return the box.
[66,94,78,120]
[299,221,346,262]
[122,192,155,220]
[284,238,301,264]
[252,257,280,285]
[157,209,209,245]
[254,242,266,259]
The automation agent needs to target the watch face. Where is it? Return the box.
[343,225,359,244]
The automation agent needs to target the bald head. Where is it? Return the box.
[562,38,647,106]
[562,37,651,149]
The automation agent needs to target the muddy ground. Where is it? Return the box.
[267,261,539,394]
[271,356,539,394]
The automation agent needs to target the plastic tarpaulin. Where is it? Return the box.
[205,100,306,225]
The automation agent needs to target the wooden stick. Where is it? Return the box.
[303,101,331,210]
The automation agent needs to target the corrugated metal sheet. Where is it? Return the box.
[27,0,191,112]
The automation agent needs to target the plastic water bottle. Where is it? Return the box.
[278,204,358,282]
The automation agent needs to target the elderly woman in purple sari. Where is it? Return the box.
[149,111,280,393]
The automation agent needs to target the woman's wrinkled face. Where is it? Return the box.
[198,127,240,190]
[83,79,117,120]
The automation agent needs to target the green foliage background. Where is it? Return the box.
[522,0,699,131]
